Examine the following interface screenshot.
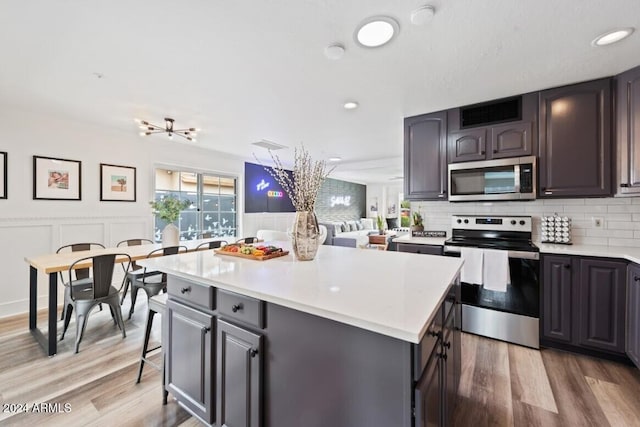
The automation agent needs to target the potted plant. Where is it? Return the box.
[376,215,385,235]
[412,211,424,232]
[150,196,190,246]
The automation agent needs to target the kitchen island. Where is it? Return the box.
[138,243,463,427]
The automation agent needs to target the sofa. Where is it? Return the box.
[319,218,378,247]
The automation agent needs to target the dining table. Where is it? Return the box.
[24,238,225,356]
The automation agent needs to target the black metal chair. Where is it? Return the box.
[195,240,228,250]
[116,238,154,304]
[60,253,131,353]
[128,245,187,319]
[57,243,106,321]
[236,237,258,244]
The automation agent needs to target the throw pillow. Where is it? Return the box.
[340,222,347,232]
[347,220,357,232]
[355,221,363,231]
[360,218,374,230]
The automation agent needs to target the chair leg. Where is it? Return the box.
[162,352,168,405]
[121,276,131,305]
[74,312,90,354]
[128,286,139,320]
[60,304,73,341]
[109,305,117,326]
[137,309,156,384]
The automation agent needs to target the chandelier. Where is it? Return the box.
[135,117,198,142]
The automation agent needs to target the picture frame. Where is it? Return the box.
[33,155,82,201]
[0,152,6,199]
[100,163,136,202]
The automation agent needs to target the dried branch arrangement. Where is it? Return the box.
[255,146,334,212]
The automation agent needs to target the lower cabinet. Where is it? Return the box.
[217,319,263,427]
[628,264,640,369]
[541,255,627,357]
[414,284,460,427]
[397,243,443,256]
[166,299,215,424]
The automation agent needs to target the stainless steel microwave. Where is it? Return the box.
[448,156,536,202]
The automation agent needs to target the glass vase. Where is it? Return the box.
[292,211,320,261]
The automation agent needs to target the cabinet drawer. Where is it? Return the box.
[167,276,215,310]
[414,305,443,381]
[397,243,442,256]
[217,289,265,329]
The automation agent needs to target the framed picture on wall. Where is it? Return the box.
[100,163,136,202]
[0,151,6,199]
[33,155,82,200]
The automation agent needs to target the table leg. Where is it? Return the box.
[29,266,37,330]
[29,270,58,356]
[48,273,58,356]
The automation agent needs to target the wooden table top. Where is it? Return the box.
[24,239,225,274]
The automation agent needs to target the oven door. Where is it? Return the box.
[443,246,540,318]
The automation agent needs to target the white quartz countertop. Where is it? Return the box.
[392,235,448,246]
[537,242,640,264]
[137,243,463,344]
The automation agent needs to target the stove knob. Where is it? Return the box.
[510,220,516,225]
[519,220,526,225]
[456,219,462,224]
[463,219,469,224]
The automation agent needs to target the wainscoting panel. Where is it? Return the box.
[59,223,105,246]
[0,224,52,317]
[108,220,152,246]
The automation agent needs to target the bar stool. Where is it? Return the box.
[136,293,169,405]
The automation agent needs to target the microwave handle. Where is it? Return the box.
[514,165,521,193]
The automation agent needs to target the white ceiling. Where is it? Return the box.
[1,0,639,184]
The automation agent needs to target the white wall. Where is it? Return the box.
[411,198,640,246]
[0,107,252,318]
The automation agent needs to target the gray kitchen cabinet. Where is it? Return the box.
[414,282,460,427]
[616,65,640,195]
[397,243,443,256]
[414,349,442,427]
[577,258,627,353]
[404,111,448,200]
[538,78,613,198]
[447,128,487,163]
[166,299,215,425]
[627,263,640,369]
[489,121,533,159]
[217,319,263,427]
[447,93,536,163]
[541,255,573,343]
[541,255,627,357]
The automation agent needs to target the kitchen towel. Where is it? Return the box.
[460,247,483,285]
[482,249,510,292]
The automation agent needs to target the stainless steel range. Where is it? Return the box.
[443,215,540,348]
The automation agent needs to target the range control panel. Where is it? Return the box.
[451,215,532,232]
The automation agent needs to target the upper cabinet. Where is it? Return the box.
[448,93,537,163]
[616,65,640,195]
[538,78,613,198]
[404,111,448,200]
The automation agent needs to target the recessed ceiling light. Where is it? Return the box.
[324,44,345,60]
[328,157,342,162]
[343,101,359,110]
[355,16,399,48]
[592,27,634,46]
[410,5,435,26]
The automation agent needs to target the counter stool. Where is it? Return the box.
[136,293,169,405]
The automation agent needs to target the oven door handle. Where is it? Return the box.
[443,245,539,260]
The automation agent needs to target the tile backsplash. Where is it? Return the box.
[411,197,640,247]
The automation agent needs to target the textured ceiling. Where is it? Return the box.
[0,0,638,183]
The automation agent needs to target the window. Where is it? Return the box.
[153,168,237,241]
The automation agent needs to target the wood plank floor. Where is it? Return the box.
[1,301,640,426]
